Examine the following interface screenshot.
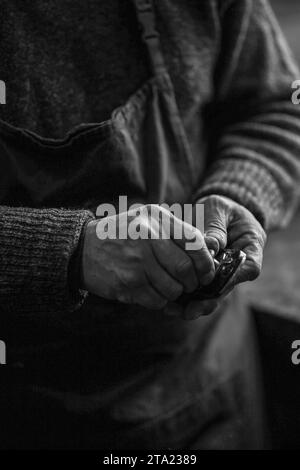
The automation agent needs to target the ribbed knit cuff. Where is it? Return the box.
[0,207,95,316]
[195,159,289,230]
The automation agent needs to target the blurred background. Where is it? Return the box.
[272,0,300,63]
[243,0,300,449]
[243,0,300,320]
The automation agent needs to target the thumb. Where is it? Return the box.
[202,199,228,253]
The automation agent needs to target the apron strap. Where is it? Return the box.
[132,0,166,75]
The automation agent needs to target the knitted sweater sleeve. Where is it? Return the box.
[0,206,94,315]
[196,0,300,230]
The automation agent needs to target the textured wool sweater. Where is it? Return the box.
[0,0,300,317]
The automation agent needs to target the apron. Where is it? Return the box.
[0,0,266,449]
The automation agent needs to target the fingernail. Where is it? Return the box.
[201,269,215,286]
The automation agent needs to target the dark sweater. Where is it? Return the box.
[1,0,300,317]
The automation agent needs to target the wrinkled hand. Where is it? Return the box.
[81,204,215,311]
[202,195,267,284]
[168,195,267,320]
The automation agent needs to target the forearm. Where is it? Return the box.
[196,100,300,229]
[0,206,94,315]
[196,0,300,230]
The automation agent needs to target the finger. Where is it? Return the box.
[234,240,264,285]
[168,216,215,286]
[134,285,168,310]
[150,239,199,293]
[202,198,228,253]
[186,244,215,286]
[145,256,184,301]
[149,207,215,286]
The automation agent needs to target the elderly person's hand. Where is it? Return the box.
[165,195,267,320]
[81,204,215,311]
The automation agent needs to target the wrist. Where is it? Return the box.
[68,218,92,293]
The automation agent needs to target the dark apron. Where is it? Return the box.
[0,0,266,449]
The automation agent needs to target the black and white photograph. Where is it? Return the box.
[1,0,300,455]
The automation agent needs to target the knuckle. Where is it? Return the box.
[259,229,267,247]
[245,226,266,249]
[122,271,143,289]
[251,238,265,255]
[205,229,226,244]
[210,231,227,249]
